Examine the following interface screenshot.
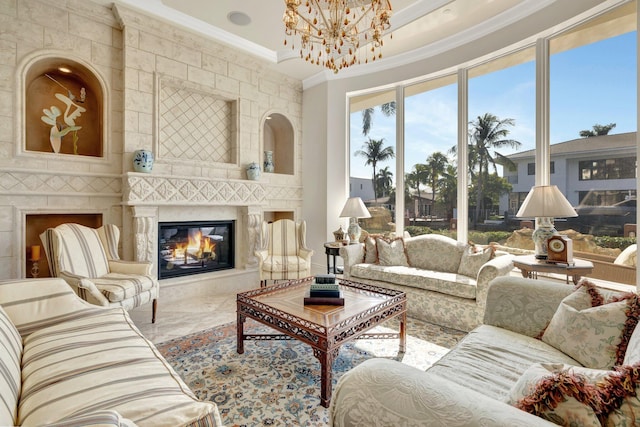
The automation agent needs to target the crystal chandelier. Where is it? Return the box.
[283,0,393,74]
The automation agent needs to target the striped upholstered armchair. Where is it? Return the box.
[40,223,159,323]
[255,219,314,286]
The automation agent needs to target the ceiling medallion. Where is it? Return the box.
[283,0,392,74]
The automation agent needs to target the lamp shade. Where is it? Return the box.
[516,185,578,218]
[339,197,372,219]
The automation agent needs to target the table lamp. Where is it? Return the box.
[516,185,578,259]
[339,197,372,243]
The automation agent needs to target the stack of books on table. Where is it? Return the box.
[304,274,344,306]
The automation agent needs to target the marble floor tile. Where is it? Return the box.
[129,291,237,344]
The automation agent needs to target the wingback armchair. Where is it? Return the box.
[255,219,314,286]
[40,223,159,323]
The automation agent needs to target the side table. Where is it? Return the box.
[513,254,594,285]
[324,242,344,274]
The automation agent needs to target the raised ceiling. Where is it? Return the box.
[93,0,550,81]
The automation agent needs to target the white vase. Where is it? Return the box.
[263,150,274,173]
[133,149,154,173]
[246,162,261,180]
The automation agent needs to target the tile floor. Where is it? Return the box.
[129,291,238,344]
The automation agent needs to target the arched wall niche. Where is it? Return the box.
[262,112,294,175]
[20,52,106,158]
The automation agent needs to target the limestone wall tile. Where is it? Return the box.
[69,13,112,46]
[43,28,92,60]
[0,257,15,279]
[92,42,122,69]
[111,88,124,113]
[138,112,153,135]
[0,64,11,91]
[259,79,278,97]
[187,66,215,88]
[18,0,68,31]
[0,39,16,66]
[124,110,138,133]
[125,89,153,114]
[125,47,154,72]
[0,115,11,142]
[138,70,153,93]
[156,55,187,80]
[112,27,123,48]
[139,32,201,68]
[215,74,239,96]
[111,68,124,91]
[228,63,252,84]
[0,89,12,117]
[1,16,44,47]
[0,0,17,17]
[124,130,152,152]
[124,27,139,49]
[202,54,227,75]
[124,68,138,90]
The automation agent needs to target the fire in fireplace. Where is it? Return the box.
[158,220,235,279]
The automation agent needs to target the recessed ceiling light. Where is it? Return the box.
[228,11,251,26]
[58,66,72,73]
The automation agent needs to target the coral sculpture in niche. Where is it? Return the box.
[40,74,86,154]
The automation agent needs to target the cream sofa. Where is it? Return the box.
[0,278,221,427]
[331,276,640,426]
[340,234,514,331]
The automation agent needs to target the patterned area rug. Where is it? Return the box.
[156,318,466,427]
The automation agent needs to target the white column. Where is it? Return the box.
[535,38,551,186]
[457,69,469,243]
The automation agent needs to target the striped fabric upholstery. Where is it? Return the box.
[42,410,136,427]
[0,305,21,427]
[257,219,313,281]
[19,308,221,427]
[92,274,156,303]
[47,224,111,279]
[97,224,121,261]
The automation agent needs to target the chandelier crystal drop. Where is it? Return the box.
[283,0,392,74]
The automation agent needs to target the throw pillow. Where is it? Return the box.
[541,281,639,369]
[614,244,637,267]
[363,236,378,264]
[598,363,640,426]
[375,237,409,267]
[457,245,494,278]
[508,363,605,427]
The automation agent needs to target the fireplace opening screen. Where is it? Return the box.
[158,220,235,279]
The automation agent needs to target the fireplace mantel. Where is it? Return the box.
[124,172,266,206]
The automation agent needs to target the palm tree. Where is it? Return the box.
[355,138,395,203]
[467,113,521,227]
[425,152,448,217]
[579,123,616,137]
[361,102,396,136]
[376,166,394,198]
[436,164,458,221]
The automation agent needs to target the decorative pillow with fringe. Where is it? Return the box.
[509,362,640,427]
[375,237,409,267]
[541,281,639,370]
[363,236,378,264]
[508,363,605,427]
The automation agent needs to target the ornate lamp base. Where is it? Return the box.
[30,260,40,278]
[532,217,556,259]
[347,217,362,243]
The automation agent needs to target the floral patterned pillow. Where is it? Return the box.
[508,363,604,427]
[509,362,640,427]
[457,245,494,278]
[541,282,639,369]
[375,237,409,267]
[363,236,378,264]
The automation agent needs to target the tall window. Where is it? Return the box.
[404,76,457,229]
[468,48,535,234]
[349,90,397,232]
[550,2,637,237]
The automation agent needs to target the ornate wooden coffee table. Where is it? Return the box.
[236,278,407,407]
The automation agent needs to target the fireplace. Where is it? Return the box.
[158,220,235,279]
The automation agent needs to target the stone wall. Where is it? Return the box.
[0,0,304,285]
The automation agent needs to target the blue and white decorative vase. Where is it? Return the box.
[246,162,261,181]
[133,149,154,173]
[263,150,275,173]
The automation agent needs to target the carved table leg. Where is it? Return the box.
[399,310,407,353]
[237,312,245,354]
[314,347,339,407]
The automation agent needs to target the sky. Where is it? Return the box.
[349,31,637,181]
